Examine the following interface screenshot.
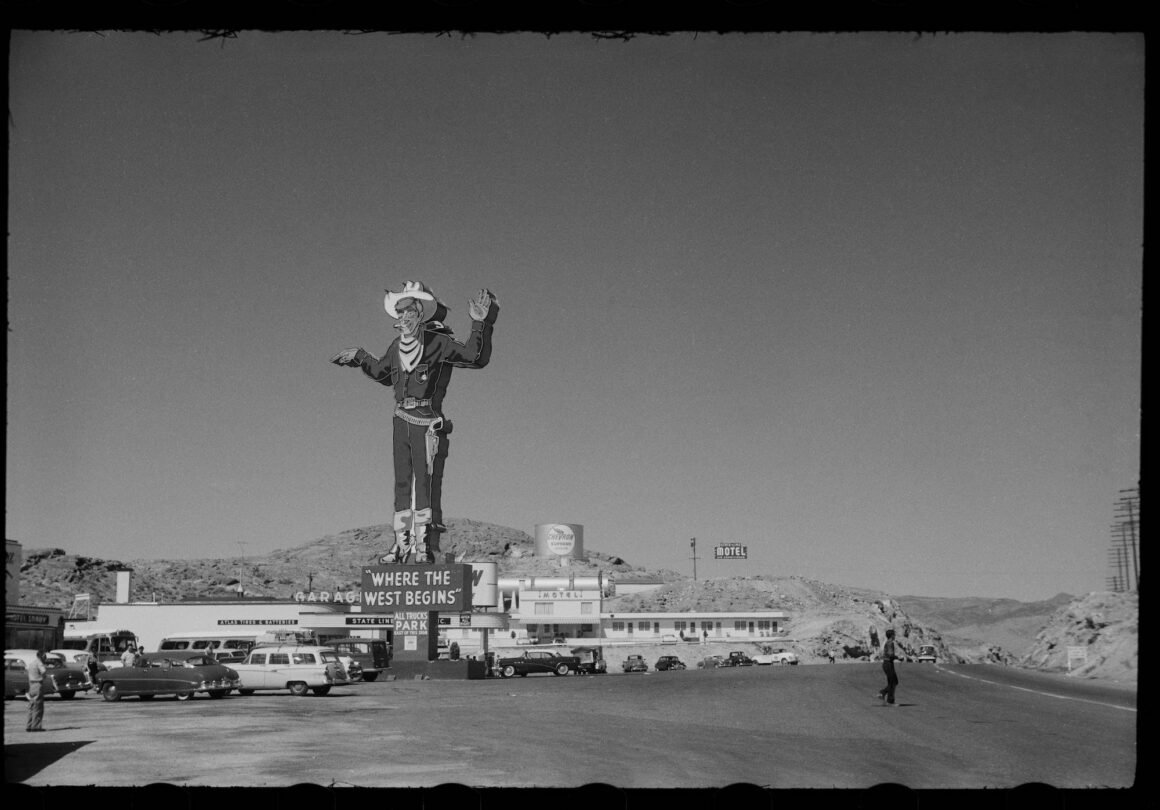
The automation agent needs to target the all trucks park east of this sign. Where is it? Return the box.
[360,563,472,613]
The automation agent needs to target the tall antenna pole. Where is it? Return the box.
[237,541,249,596]
[1113,488,1140,591]
[690,537,698,582]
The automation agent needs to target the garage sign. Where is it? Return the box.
[360,563,473,612]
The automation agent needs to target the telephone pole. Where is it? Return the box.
[690,538,699,582]
[1107,487,1140,592]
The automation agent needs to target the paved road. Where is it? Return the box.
[4,663,1136,789]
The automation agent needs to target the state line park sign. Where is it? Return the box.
[360,563,473,613]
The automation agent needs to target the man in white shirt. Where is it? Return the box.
[26,649,48,732]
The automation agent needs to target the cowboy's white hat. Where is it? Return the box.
[384,280,443,321]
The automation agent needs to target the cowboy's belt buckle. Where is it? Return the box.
[402,397,418,409]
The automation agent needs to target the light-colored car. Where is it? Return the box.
[51,648,105,669]
[230,644,355,696]
[916,645,937,664]
[753,648,798,665]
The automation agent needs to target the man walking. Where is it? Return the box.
[877,628,899,705]
[26,649,47,732]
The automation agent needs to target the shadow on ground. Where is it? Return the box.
[5,740,94,783]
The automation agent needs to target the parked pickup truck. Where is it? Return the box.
[495,650,580,678]
[622,654,649,673]
[752,647,798,665]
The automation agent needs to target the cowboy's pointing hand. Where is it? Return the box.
[468,289,496,322]
[330,348,364,367]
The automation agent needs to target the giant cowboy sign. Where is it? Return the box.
[332,281,498,564]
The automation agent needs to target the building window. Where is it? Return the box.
[638,622,650,632]
[735,621,746,631]
[534,603,553,615]
[581,625,593,633]
[527,624,538,633]
[675,621,687,632]
[612,622,624,632]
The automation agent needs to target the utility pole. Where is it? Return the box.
[1106,487,1140,592]
[690,538,699,582]
[1112,488,1140,591]
[1117,489,1140,590]
[236,541,249,596]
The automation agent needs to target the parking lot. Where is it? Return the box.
[5,663,1137,789]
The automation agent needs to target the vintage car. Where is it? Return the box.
[95,652,239,701]
[209,648,249,665]
[752,647,799,665]
[697,655,726,669]
[720,651,755,667]
[230,644,355,696]
[322,638,390,682]
[50,648,108,676]
[654,655,687,671]
[621,655,649,673]
[495,650,581,678]
[5,650,95,699]
[916,645,937,664]
[570,646,607,675]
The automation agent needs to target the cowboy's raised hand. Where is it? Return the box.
[330,347,363,367]
[468,289,495,321]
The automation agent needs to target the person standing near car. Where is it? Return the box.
[85,654,100,682]
[26,649,48,732]
[121,643,138,669]
[877,628,899,706]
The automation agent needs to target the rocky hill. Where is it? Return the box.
[1018,590,1138,684]
[14,518,654,608]
[13,519,1136,681]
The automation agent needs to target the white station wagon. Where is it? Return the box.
[230,644,355,697]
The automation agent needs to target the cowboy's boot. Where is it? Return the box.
[380,510,413,564]
[413,508,434,563]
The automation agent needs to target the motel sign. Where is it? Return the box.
[714,543,748,560]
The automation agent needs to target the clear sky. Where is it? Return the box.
[7,31,1142,602]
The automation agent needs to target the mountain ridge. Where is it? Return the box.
[13,518,1135,681]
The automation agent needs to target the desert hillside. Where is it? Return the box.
[1018,590,1138,683]
[12,518,1136,681]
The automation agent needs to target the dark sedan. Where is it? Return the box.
[495,650,581,677]
[5,650,94,699]
[96,652,239,701]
